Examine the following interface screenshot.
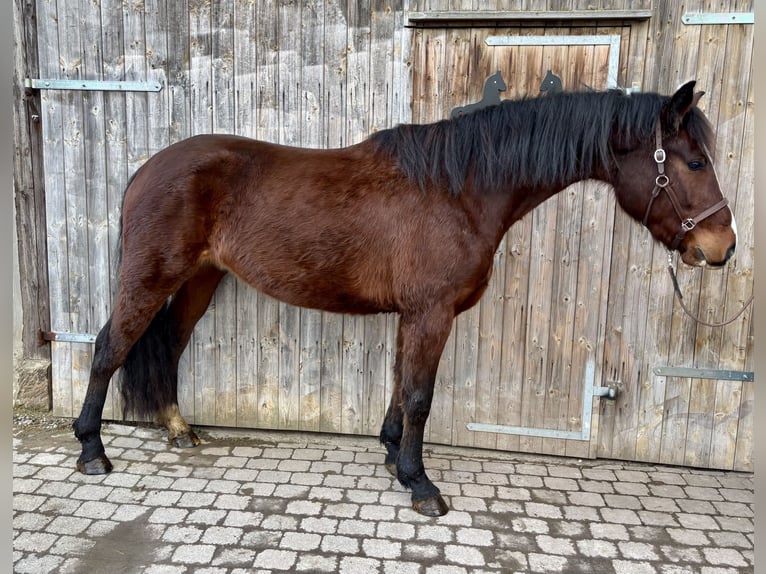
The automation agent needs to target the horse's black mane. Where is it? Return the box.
[370,89,715,195]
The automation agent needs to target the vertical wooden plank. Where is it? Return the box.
[210,0,238,427]
[620,15,664,463]
[495,216,532,454]
[709,380,742,470]
[710,2,754,359]
[253,0,281,429]
[257,296,281,429]
[276,0,302,429]
[362,0,397,437]
[300,308,323,431]
[319,314,343,433]
[493,35,539,454]
[121,0,153,414]
[36,0,72,416]
[167,0,192,145]
[59,0,90,417]
[341,317,365,434]
[166,0,194,421]
[541,182,581,456]
[683,378,716,468]
[725,40,754,473]
[144,0,172,411]
[232,0,258,428]
[98,0,129,420]
[339,2,371,434]
[540,37,583,457]
[733,379,753,472]
[234,0,256,139]
[297,0,325,432]
[362,316,387,436]
[77,0,110,419]
[370,0,395,132]
[390,0,412,128]
[565,39,612,460]
[568,182,616,460]
[316,0,347,433]
[409,27,453,444]
[449,27,486,449]
[452,309,480,447]
[656,0,704,467]
[188,0,217,425]
[470,26,508,451]
[13,0,52,378]
[518,196,556,454]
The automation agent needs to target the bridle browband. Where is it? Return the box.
[642,119,752,328]
[641,120,729,251]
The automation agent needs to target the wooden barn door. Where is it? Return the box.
[411,28,626,459]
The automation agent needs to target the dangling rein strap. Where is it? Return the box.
[666,260,754,327]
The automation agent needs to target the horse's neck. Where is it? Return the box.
[500,168,611,231]
[482,86,501,103]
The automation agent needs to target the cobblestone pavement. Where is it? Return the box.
[13,418,754,573]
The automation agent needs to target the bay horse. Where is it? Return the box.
[74,81,736,516]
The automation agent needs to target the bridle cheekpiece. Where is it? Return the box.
[641,120,729,252]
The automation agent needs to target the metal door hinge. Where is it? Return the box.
[682,12,753,25]
[24,79,163,92]
[42,330,96,344]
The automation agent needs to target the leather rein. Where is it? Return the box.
[643,121,752,328]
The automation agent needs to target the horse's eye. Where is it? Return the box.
[688,159,706,171]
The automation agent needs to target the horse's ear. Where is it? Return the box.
[662,80,702,133]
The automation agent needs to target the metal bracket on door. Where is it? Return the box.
[466,359,618,441]
[682,12,753,25]
[653,366,754,382]
[42,330,96,344]
[24,79,163,92]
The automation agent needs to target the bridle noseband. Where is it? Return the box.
[641,121,729,251]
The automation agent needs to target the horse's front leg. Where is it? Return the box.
[391,306,454,516]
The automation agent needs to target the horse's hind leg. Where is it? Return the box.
[159,265,225,448]
[390,306,454,516]
[74,292,173,474]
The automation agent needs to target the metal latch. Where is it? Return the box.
[594,384,619,400]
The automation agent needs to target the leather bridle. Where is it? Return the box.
[643,120,752,327]
[641,121,729,251]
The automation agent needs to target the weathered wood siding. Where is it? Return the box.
[31,0,753,470]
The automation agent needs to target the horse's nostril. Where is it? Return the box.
[726,243,736,262]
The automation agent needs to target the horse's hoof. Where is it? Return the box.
[412,495,449,517]
[171,431,201,449]
[385,462,398,477]
[76,454,113,475]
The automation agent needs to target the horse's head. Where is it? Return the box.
[612,81,736,267]
[539,70,563,94]
[487,70,507,93]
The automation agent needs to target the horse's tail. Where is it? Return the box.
[116,169,178,421]
[119,301,178,420]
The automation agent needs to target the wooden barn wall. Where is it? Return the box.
[35,0,753,471]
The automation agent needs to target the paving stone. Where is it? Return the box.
[702,548,748,567]
[535,535,576,556]
[253,549,297,571]
[527,553,568,572]
[280,532,322,551]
